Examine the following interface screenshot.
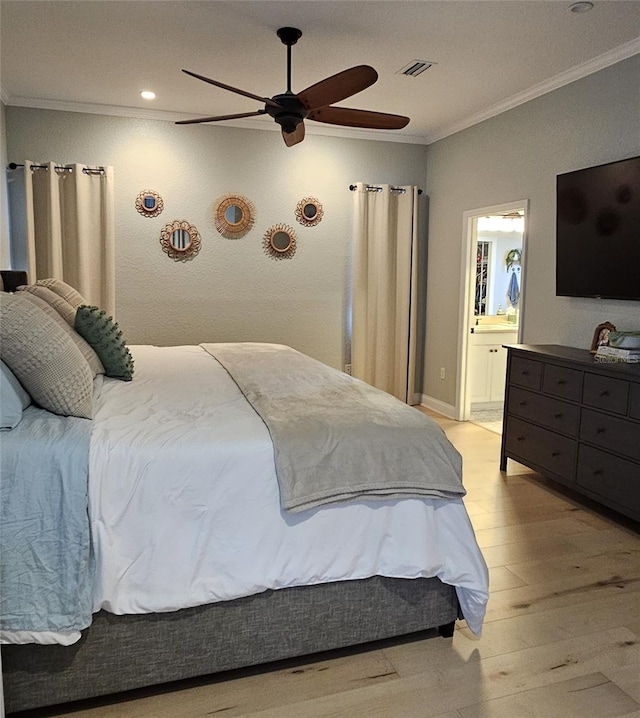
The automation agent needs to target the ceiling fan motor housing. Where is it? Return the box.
[267,93,306,133]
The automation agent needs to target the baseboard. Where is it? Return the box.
[419,395,457,419]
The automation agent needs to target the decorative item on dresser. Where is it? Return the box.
[590,321,616,353]
[500,344,640,522]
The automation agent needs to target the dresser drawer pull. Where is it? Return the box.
[521,370,529,376]
[600,390,610,397]
[593,469,604,476]
[516,436,526,442]
[557,379,566,385]
[554,412,563,419]
[519,401,528,407]
[551,451,561,457]
[596,427,606,434]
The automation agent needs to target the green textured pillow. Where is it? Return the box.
[74,306,134,381]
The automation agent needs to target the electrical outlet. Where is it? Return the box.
[344,364,352,375]
[440,367,446,380]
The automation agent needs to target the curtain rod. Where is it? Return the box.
[8,162,105,175]
[349,184,422,195]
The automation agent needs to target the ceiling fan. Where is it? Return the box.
[176,27,410,146]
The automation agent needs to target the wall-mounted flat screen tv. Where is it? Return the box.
[556,155,640,301]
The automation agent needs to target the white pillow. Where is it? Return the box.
[0,293,94,419]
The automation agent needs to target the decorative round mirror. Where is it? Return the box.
[224,204,243,224]
[263,224,297,260]
[170,228,191,250]
[135,189,164,218]
[214,193,255,239]
[159,219,201,262]
[295,197,323,227]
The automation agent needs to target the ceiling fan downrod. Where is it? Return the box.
[276,27,302,94]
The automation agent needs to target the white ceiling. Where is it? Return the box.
[2,1,639,144]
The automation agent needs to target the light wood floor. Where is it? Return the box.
[20,411,640,718]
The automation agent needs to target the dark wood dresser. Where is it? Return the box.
[500,344,640,522]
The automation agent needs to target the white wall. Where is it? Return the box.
[424,54,640,407]
[4,108,428,370]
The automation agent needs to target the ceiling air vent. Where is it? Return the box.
[396,60,436,77]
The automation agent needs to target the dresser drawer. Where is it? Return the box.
[510,356,542,391]
[507,387,579,437]
[630,383,640,421]
[542,364,582,402]
[576,445,640,517]
[505,417,577,481]
[580,408,640,463]
[582,373,629,415]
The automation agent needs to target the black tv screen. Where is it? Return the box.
[556,155,640,301]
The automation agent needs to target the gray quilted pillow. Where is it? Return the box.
[35,277,87,309]
[0,293,94,419]
[17,289,104,378]
[18,283,76,325]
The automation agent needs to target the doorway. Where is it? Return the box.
[456,200,528,431]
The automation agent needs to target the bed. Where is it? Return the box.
[0,284,488,714]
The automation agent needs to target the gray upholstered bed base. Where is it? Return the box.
[3,576,459,714]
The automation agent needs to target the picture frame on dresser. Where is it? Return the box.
[590,321,616,353]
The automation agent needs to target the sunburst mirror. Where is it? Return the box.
[295,197,323,227]
[214,193,255,239]
[263,224,297,260]
[159,219,202,262]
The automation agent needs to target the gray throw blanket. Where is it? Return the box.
[201,343,465,513]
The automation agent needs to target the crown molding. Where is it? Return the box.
[5,37,638,147]
[427,36,640,143]
[3,96,429,145]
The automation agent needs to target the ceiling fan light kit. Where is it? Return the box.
[177,27,410,146]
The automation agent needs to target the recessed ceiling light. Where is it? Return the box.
[569,1,594,13]
[140,90,156,100]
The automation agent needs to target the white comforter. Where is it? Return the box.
[89,345,489,634]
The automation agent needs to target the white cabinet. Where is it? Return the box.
[469,331,516,404]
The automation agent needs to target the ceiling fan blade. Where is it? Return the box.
[282,122,305,147]
[308,106,410,130]
[176,110,268,125]
[297,65,378,111]
[182,69,282,108]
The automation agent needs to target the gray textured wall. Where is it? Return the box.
[5,108,428,370]
[6,55,639,401]
[423,55,640,408]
